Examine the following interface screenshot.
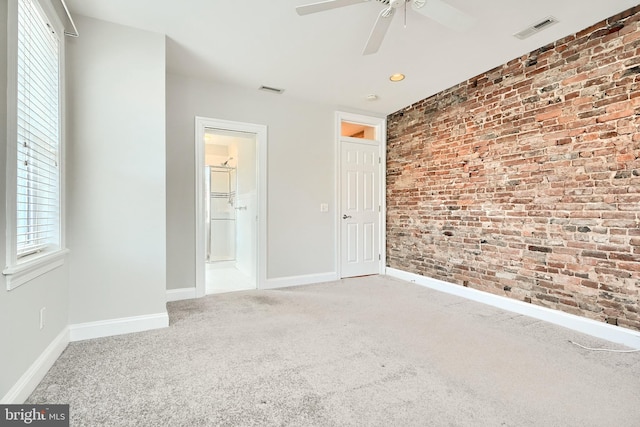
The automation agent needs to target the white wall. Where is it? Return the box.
[234,135,257,279]
[166,74,338,289]
[0,1,70,399]
[66,16,167,323]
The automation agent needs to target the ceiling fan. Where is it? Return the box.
[296,0,475,55]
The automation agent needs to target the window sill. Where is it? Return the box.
[3,249,70,290]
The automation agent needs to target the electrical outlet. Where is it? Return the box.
[39,307,46,329]
[320,203,329,212]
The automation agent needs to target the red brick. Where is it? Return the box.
[623,30,640,44]
[617,153,636,162]
[596,109,635,122]
[536,109,563,121]
[562,73,589,85]
[386,4,640,332]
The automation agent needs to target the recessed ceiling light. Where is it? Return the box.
[389,73,405,82]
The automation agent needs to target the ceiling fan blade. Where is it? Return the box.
[296,0,369,16]
[363,7,396,55]
[411,0,475,31]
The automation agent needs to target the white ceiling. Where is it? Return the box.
[65,0,639,115]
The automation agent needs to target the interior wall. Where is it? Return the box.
[66,16,167,323]
[166,74,337,289]
[0,1,70,399]
[387,7,640,331]
[235,135,257,278]
[205,144,228,166]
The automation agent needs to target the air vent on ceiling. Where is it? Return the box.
[514,16,559,40]
[259,85,285,94]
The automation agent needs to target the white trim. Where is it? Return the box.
[386,267,640,350]
[4,0,68,289]
[3,249,69,290]
[166,287,197,302]
[69,312,169,342]
[35,0,65,33]
[1,327,70,404]
[336,111,387,278]
[263,272,339,290]
[194,117,267,297]
[5,0,20,275]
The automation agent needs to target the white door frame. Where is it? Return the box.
[336,111,386,278]
[195,116,268,297]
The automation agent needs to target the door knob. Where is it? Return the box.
[342,214,352,219]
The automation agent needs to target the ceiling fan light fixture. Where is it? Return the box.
[389,73,405,82]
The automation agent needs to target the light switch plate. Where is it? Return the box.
[320,203,329,212]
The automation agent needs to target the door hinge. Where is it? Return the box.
[378,254,381,260]
[379,157,381,164]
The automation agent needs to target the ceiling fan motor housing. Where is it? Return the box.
[377,0,419,6]
[376,0,401,6]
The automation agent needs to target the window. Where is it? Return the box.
[340,121,378,140]
[3,0,67,290]
[16,0,61,257]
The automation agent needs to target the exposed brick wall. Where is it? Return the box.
[386,6,640,331]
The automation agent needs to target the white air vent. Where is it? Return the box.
[514,16,559,40]
[259,85,285,94]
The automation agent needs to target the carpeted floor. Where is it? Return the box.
[28,276,640,426]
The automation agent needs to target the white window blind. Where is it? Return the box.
[15,0,61,258]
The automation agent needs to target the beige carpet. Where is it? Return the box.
[28,276,640,426]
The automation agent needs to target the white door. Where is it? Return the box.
[341,140,381,277]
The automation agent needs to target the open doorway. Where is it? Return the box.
[195,117,267,297]
[204,129,256,293]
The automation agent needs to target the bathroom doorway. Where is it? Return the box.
[195,117,267,297]
[204,128,256,294]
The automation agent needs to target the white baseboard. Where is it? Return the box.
[1,327,70,404]
[69,312,169,342]
[166,287,197,302]
[386,267,640,350]
[262,272,339,290]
